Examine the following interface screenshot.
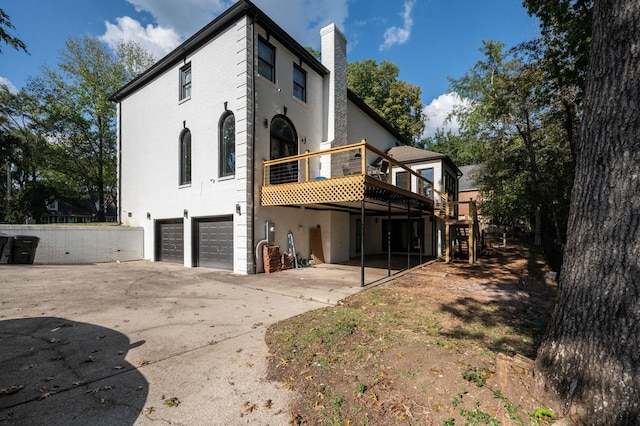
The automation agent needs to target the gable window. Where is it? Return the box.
[293,64,306,101]
[219,112,235,177]
[179,129,192,185]
[258,37,275,83]
[180,64,192,100]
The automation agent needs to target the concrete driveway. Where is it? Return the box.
[0,261,392,425]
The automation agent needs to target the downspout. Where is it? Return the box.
[117,101,122,224]
[249,15,257,274]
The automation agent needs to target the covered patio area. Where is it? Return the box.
[261,140,463,286]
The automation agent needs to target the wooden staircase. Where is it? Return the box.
[444,199,480,264]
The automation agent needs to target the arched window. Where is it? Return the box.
[179,129,191,185]
[219,112,235,177]
[270,115,297,184]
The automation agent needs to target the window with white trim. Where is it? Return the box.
[180,64,192,100]
[293,64,306,101]
[258,37,275,82]
[219,112,235,177]
[180,129,192,185]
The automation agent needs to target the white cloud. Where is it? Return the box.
[125,0,232,37]
[379,0,415,51]
[422,92,470,138]
[100,16,181,59]
[124,0,348,49]
[0,76,18,94]
[100,1,350,63]
[254,0,349,48]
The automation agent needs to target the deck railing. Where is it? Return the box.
[263,140,455,217]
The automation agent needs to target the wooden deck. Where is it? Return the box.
[260,140,478,264]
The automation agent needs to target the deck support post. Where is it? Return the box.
[407,200,411,270]
[360,199,365,287]
[445,221,451,262]
[468,221,475,264]
[387,196,392,277]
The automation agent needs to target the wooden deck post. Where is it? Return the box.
[445,221,451,262]
[387,196,392,277]
[360,199,365,287]
[468,222,474,264]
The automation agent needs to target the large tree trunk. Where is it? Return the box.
[533,0,640,423]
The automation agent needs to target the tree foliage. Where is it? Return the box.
[419,129,484,167]
[0,8,27,54]
[115,40,157,79]
[25,36,130,221]
[1,37,153,223]
[0,85,58,223]
[431,1,590,246]
[347,59,425,144]
[448,41,574,243]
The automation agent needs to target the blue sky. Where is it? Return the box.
[0,0,540,137]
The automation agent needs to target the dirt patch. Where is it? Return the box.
[266,244,563,425]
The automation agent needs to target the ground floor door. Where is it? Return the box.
[156,220,184,264]
[382,218,425,252]
[194,216,233,270]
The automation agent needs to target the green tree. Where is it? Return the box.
[449,41,574,244]
[25,36,132,221]
[115,40,157,78]
[420,129,484,167]
[0,85,58,223]
[0,8,27,54]
[347,59,425,144]
[534,0,639,422]
[521,0,592,160]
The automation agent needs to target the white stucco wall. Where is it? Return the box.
[0,225,143,264]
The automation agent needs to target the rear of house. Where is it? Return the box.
[112,0,463,274]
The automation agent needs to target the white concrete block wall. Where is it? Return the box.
[0,226,143,264]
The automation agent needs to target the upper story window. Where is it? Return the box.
[258,37,275,83]
[419,167,434,198]
[293,64,306,101]
[179,129,192,185]
[219,111,235,177]
[395,171,409,190]
[270,115,298,184]
[180,64,192,101]
[444,171,456,197]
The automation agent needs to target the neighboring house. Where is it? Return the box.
[41,199,117,224]
[457,164,483,221]
[110,0,476,276]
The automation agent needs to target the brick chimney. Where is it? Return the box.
[320,23,348,148]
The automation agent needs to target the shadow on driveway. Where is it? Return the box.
[0,317,148,425]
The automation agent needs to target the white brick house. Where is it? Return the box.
[111,0,467,276]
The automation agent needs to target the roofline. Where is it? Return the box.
[400,154,462,176]
[109,0,329,102]
[346,89,408,145]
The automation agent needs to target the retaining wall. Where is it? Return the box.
[0,225,144,264]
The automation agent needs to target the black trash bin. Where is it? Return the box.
[9,235,40,264]
[0,233,11,263]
